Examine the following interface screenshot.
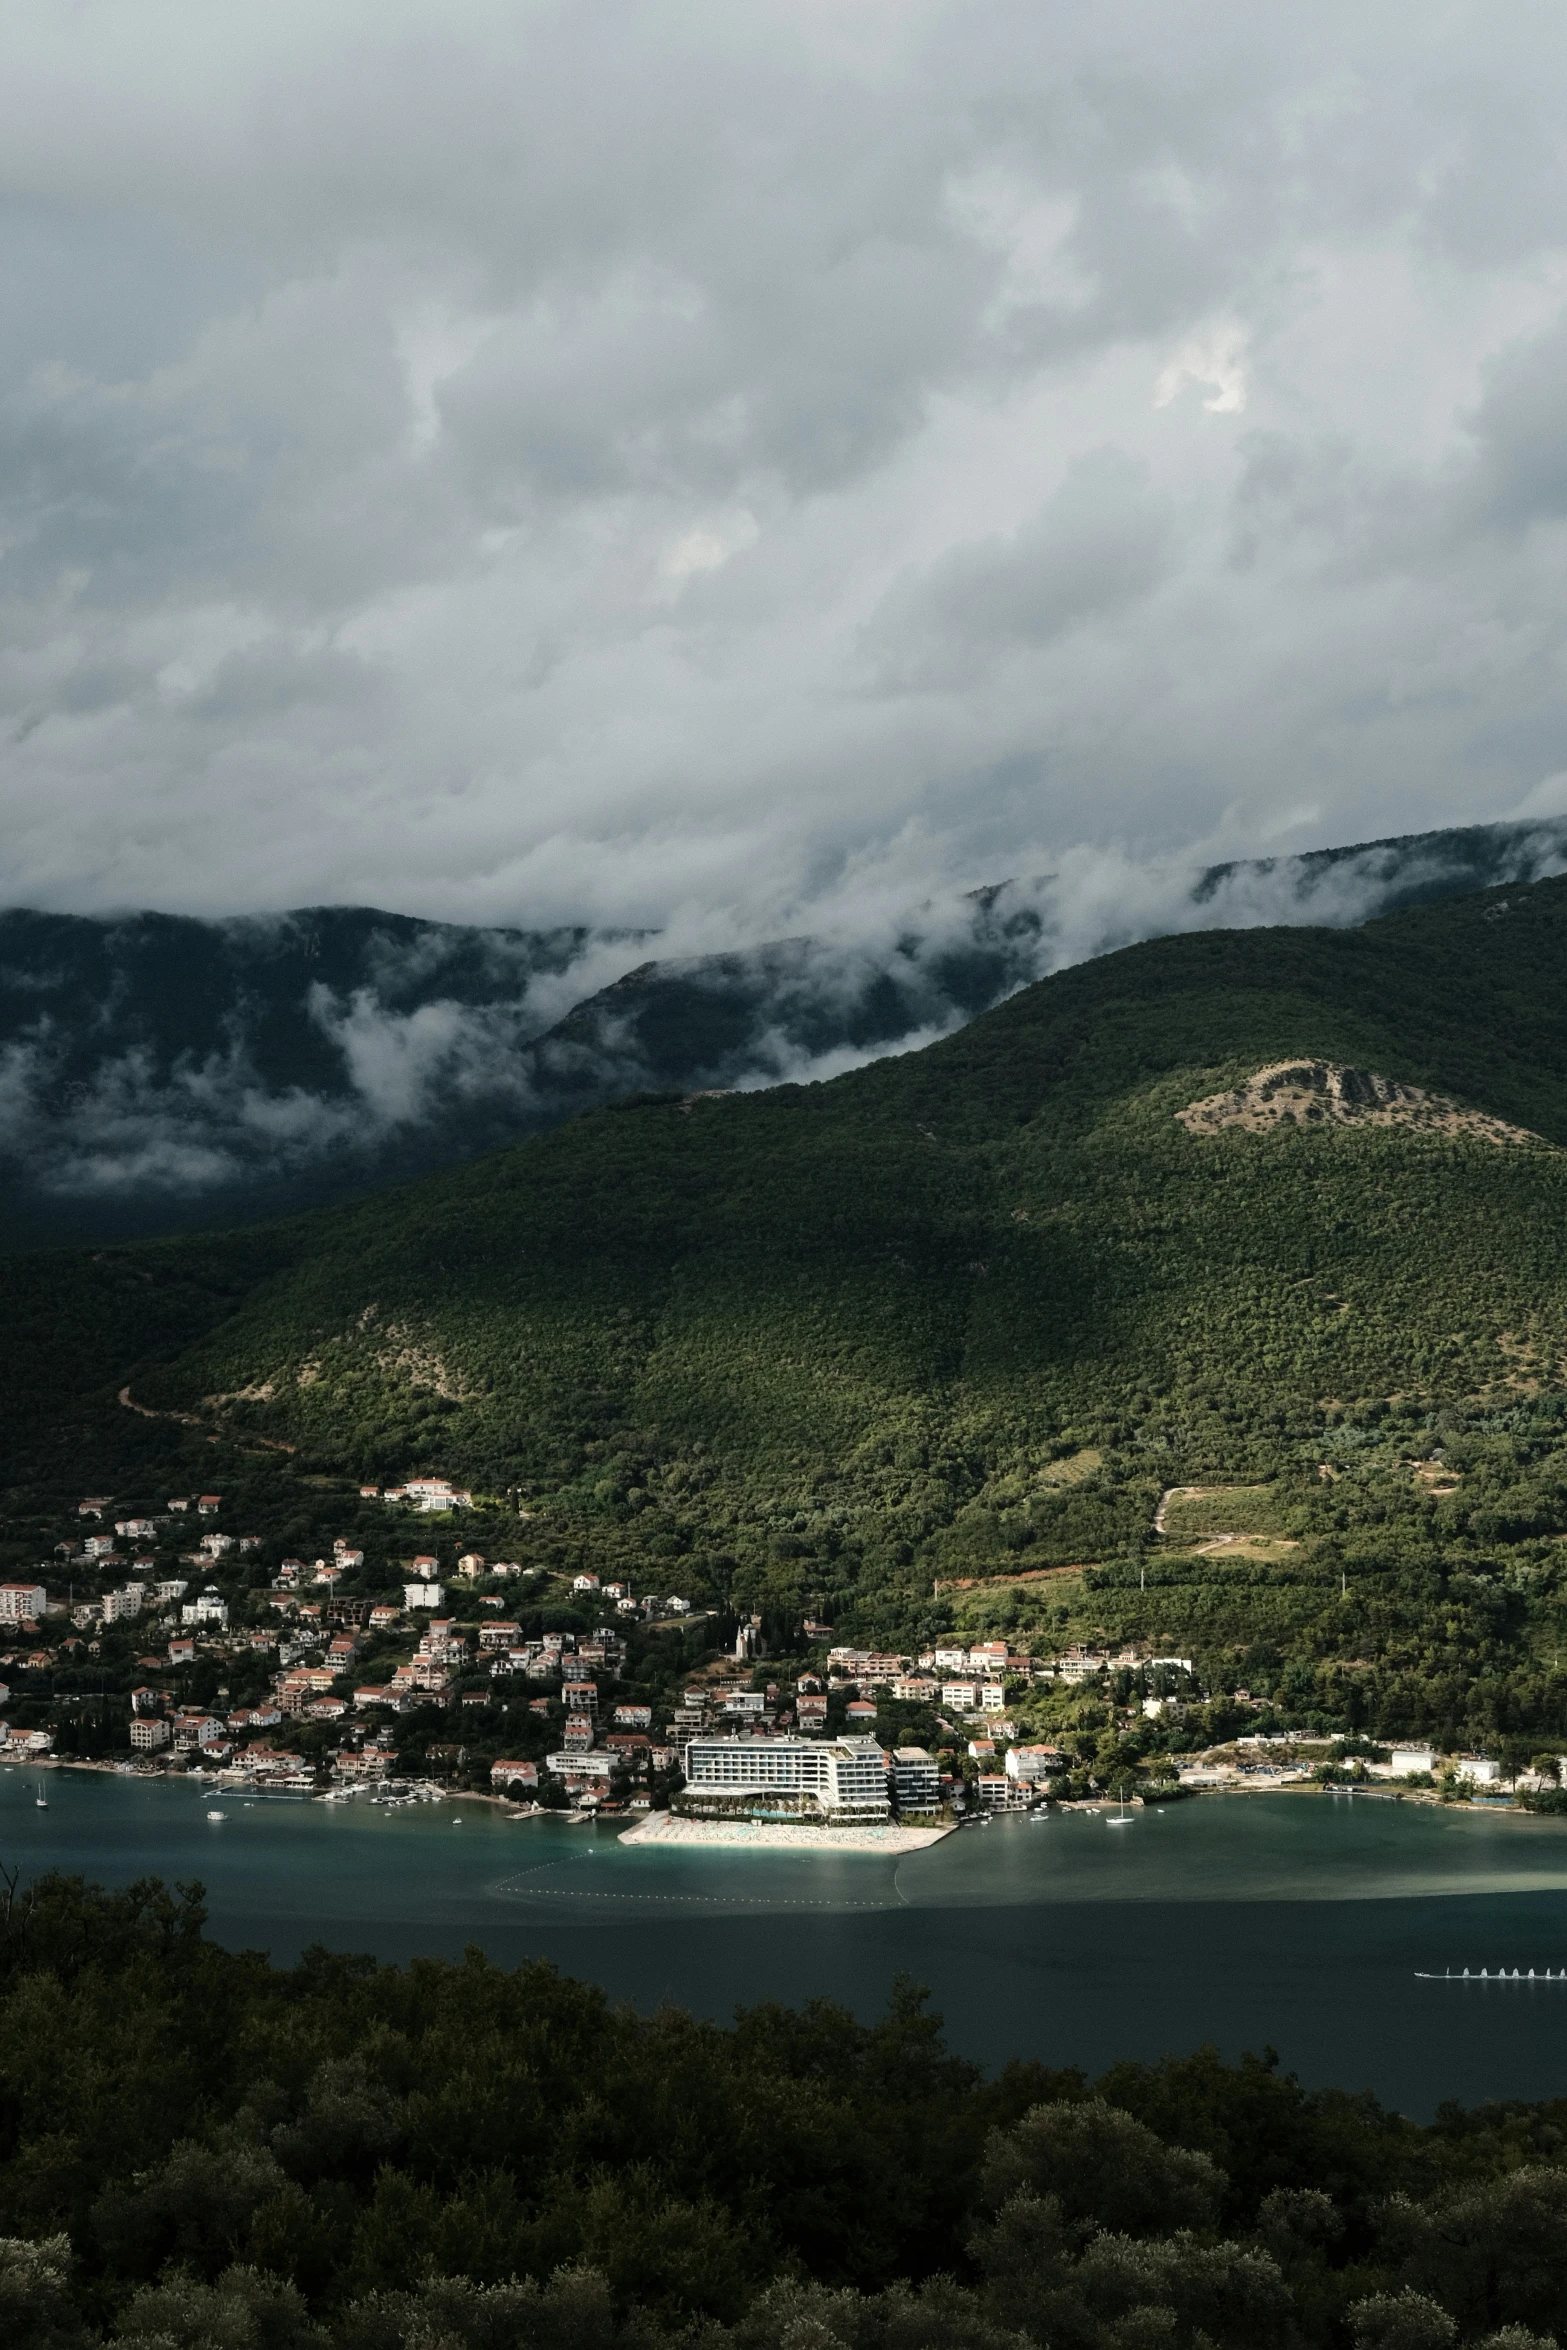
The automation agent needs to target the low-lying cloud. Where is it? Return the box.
[5,819,1560,1239]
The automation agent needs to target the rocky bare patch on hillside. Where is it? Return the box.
[1176,1060,1542,1144]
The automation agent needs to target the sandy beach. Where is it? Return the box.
[618,1812,952,1853]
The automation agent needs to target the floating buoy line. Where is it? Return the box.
[1415,1966,1567,1981]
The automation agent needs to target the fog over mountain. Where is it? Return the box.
[5,817,1565,1250]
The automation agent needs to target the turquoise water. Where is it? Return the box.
[7,1769,1567,2116]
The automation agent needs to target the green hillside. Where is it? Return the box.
[14,873,1567,1742]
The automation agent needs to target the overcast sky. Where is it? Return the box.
[6,0,1567,939]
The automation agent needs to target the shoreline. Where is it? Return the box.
[619,1812,953,1853]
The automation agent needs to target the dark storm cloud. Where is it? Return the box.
[5,1,1567,933]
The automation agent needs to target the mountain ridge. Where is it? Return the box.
[7,870,1567,1749]
[5,814,1567,1251]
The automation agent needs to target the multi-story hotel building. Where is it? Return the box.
[681,1734,891,1823]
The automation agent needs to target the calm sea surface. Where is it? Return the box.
[7,1769,1567,2118]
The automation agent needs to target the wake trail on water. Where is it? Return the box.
[488,1858,903,1914]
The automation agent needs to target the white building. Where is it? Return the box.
[1456,1755,1503,1785]
[404,1581,444,1610]
[0,1582,46,1620]
[546,1749,615,1781]
[102,1585,145,1623]
[402,1479,473,1512]
[130,1716,172,1750]
[1006,1744,1067,1783]
[182,1593,229,1627]
[682,1734,891,1823]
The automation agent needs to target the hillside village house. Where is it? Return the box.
[0,1582,46,1621]
[547,1749,615,1787]
[490,1759,538,1792]
[173,1712,225,1750]
[395,1478,473,1512]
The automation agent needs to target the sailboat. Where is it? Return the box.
[34,1784,47,1808]
[1107,1789,1134,1827]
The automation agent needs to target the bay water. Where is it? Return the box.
[6,1768,1567,2117]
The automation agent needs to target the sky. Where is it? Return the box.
[6,0,1567,944]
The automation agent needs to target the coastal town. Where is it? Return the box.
[0,1468,1549,1829]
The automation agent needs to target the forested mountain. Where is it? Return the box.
[4,816,1565,1250]
[11,869,1567,1745]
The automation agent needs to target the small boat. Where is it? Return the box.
[34,1785,47,1809]
[206,1809,226,1822]
[452,1818,463,1827]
